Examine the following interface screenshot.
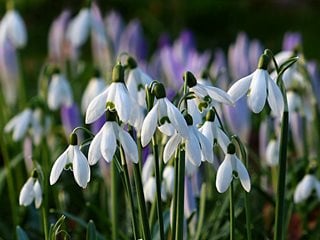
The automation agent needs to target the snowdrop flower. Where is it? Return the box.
[5,108,33,141]
[141,82,189,147]
[216,143,251,193]
[199,109,230,154]
[47,70,73,110]
[228,54,284,116]
[163,165,175,195]
[265,137,279,166]
[88,109,138,165]
[163,114,213,167]
[142,154,154,184]
[81,71,106,114]
[126,56,152,108]
[19,173,42,208]
[185,71,233,106]
[66,8,91,48]
[0,9,27,48]
[144,177,156,202]
[50,133,90,188]
[86,63,134,124]
[294,174,320,203]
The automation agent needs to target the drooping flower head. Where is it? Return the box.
[228,53,284,116]
[50,133,90,188]
[19,170,42,208]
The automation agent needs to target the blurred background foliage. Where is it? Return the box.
[1,0,320,85]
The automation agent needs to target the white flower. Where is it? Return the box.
[227,54,284,116]
[199,109,230,154]
[5,108,33,141]
[47,72,73,110]
[66,8,91,48]
[144,177,156,202]
[86,63,134,124]
[163,115,213,167]
[141,83,189,147]
[81,76,106,114]
[0,10,27,48]
[163,165,175,195]
[216,143,251,193]
[142,154,154,184]
[50,134,90,188]
[265,138,279,166]
[126,58,152,108]
[294,174,320,203]
[88,113,138,165]
[19,177,42,208]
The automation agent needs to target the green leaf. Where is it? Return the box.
[48,215,66,240]
[16,226,29,240]
[86,220,97,240]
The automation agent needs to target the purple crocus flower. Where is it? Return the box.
[0,38,19,105]
[307,61,320,106]
[282,32,302,51]
[248,39,263,73]
[105,10,124,55]
[90,114,106,135]
[48,10,71,64]
[60,103,82,137]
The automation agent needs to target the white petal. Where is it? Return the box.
[19,178,35,206]
[144,177,156,202]
[205,85,233,105]
[163,166,175,194]
[196,129,213,163]
[163,133,182,163]
[88,127,103,165]
[165,98,189,139]
[267,77,284,117]
[141,102,158,147]
[227,74,252,102]
[235,156,251,192]
[114,83,132,123]
[73,146,90,188]
[101,122,117,163]
[158,122,175,136]
[265,139,279,166]
[50,146,70,185]
[217,128,231,154]
[3,10,27,48]
[85,88,108,124]
[199,122,214,147]
[185,132,202,167]
[248,69,267,113]
[81,78,106,113]
[119,127,138,163]
[216,154,233,193]
[294,175,315,203]
[33,180,42,208]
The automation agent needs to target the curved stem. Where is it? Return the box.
[111,160,119,240]
[171,149,180,240]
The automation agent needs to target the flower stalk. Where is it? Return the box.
[175,149,185,240]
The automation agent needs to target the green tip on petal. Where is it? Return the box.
[205,109,215,122]
[105,109,118,122]
[31,170,38,179]
[127,56,138,69]
[69,133,78,146]
[227,143,236,154]
[112,62,125,83]
[184,113,193,126]
[258,54,271,70]
[183,71,197,88]
[152,83,166,99]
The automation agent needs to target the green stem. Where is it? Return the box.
[41,204,49,240]
[152,136,165,240]
[175,149,185,240]
[120,148,140,239]
[195,183,206,240]
[133,138,151,240]
[273,110,289,240]
[171,150,180,240]
[229,181,235,240]
[111,160,119,240]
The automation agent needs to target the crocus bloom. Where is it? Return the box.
[50,133,90,188]
[47,71,73,110]
[141,82,189,147]
[88,110,138,165]
[86,63,133,124]
[163,114,213,167]
[227,53,284,116]
[216,143,251,193]
[19,176,42,208]
[294,174,320,203]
